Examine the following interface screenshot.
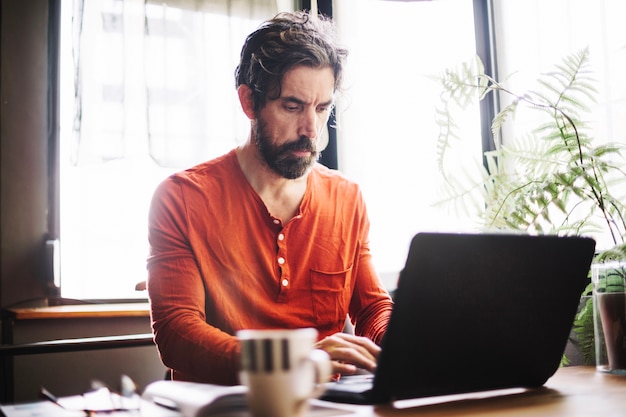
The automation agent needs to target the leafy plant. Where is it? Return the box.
[570,284,595,365]
[434,47,626,364]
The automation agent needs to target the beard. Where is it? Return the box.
[254,118,319,179]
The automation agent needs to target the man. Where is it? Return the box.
[147,11,393,385]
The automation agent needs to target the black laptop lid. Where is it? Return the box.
[371,232,596,402]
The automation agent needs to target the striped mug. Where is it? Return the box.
[238,328,331,417]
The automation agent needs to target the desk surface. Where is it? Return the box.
[364,366,626,417]
[1,367,624,417]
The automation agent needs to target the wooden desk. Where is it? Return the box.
[0,367,623,416]
[364,366,626,416]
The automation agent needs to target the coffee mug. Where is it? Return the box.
[237,328,331,417]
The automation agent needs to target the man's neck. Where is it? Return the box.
[236,144,309,223]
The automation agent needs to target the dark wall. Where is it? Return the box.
[0,0,50,308]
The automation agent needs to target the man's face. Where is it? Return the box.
[253,66,335,179]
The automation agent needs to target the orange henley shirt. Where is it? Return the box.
[147,149,393,385]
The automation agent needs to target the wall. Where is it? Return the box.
[1,0,50,309]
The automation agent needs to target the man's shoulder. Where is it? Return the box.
[311,163,361,194]
[312,163,351,182]
[153,150,242,201]
[170,149,238,184]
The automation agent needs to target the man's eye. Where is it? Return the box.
[318,104,334,114]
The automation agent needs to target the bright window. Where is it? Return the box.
[59,0,278,300]
[58,0,625,299]
[335,0,481,287]
[61,0,480,299]
[493,0,626,251]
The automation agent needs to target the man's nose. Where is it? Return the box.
[298,108,319,140]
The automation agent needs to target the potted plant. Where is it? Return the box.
[434,47,626,365]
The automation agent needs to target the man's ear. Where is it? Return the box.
[238,85,256,120]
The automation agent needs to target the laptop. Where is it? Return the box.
[321,232,596,404]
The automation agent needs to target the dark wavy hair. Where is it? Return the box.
[234,11,348,113]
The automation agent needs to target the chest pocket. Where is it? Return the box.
[310,265,352,332]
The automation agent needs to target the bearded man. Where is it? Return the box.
[147,11,393,385]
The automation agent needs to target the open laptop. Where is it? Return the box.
[321,232,596,404]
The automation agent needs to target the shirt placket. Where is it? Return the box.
[271,217,289,302]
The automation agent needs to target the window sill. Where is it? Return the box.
[3,302,150,320]
[1,303,153,357]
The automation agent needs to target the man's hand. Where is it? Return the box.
[315,333,380,376]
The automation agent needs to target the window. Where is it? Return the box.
[492,0,626,251]
[59,0,281,300]
[334,0,481,286]
[58,0,625,299]
[336,0,626,287]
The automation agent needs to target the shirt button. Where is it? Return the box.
[281,279,289,287]
[278,233,285,241]
[273,219,280,225]
[277,257,285,265]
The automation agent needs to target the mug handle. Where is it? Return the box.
[306,348,332,398]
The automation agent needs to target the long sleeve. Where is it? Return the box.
[147,176,242,385]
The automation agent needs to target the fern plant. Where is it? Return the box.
[435,47,626,364]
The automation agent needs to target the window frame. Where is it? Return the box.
[46,0,62,299]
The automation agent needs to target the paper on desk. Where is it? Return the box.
[142,381,364,417]
[0,398,181,417]
[0,401,85,417]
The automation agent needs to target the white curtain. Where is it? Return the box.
[61,0,288,300]
[71,0,280,168]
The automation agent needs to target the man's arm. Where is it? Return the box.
[316,209,393,375]
[147,178,241,385]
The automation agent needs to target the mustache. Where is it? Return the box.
[279,136,316,154]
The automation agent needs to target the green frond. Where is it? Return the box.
[572,295,595,365]
[435,55,492,181]
[565,81,599,103]
[534,79,565,102]
[595,244,626,263]
[433,160,491,220]
[558,95,591,113]
[593,143,626,158]
[491,100,519,143]
[436,47,625,251]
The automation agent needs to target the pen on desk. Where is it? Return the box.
[39,387,89,416]
[39,387,63,408]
